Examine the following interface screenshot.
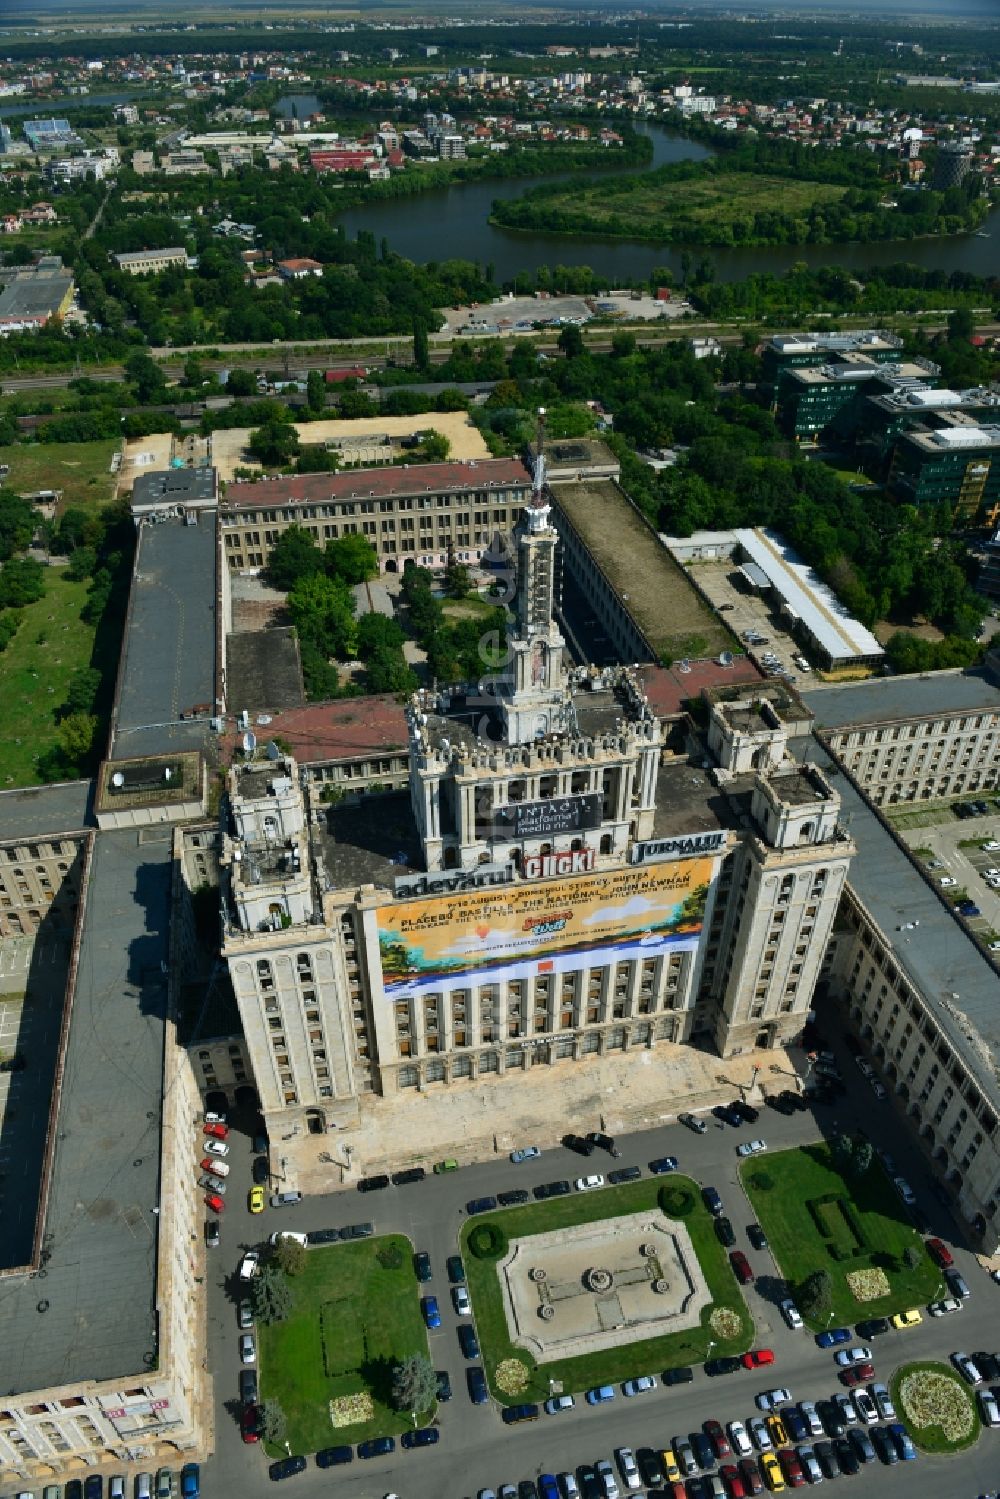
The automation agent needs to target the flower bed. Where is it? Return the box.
[891,1361,980,1453]
[846,1267,891,1302]
[710,1307,743,1339]
[494,1358,531,1396]
[329,1392,374,1428]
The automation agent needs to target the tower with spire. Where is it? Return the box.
[503,408,568,744]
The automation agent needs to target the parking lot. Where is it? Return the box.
[676,558,813,684]
[895,800,1000,943]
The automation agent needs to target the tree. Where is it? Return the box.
[60,666,101,718]
[56,712,98,765]
[0,556,45,608]
[444,561,471,599]
[287,571,357,661]
[412,317,430,371]
[260,1400,287,1446]
[251,1263,294,1324]
[903,1246,922,1270]
[854,1140,874,1174]
[356,612,406,660]
[266,524,323,590]
[248,417,300,468]
[391,1353,438,1416]
[273,1237,306,1276]
[124,351,168,405]
[0,492,37,562]
[798,1269,834,1319]
[226,368,257,397]
[66,546,98,582]
[420,430,451,463]
[325,534,377,586]
[306,369,326,415]
[557,323,584,358]
[832,1132,854,1169]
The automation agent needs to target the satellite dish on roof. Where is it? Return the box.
[678,659,692,674]
[112,770,125,788]
[266,740,281,761]
[243,731,257,756]
[719,650,734,667]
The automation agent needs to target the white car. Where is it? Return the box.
[270,1230,308,1248]
[737,1139,767,1157]
[780,1298,804,1330]
[938,875,957,887]
[728,1419,753,1457]
[854,1390,878,1425]
[558,1478,580,1499]
[614,1448,640,1492]
[894,1177,916,1206]
[799,1401,823,1437]
[574,1175,604,1192]
[755,1387,792,1410]
[204,1139,230,1158]
[981,841,1000,852]
[929,1297,963,1317]
[748,1416,772,1451]
[239,1333,256,1364]
[980,1389,1000,1427]
[952,1351,983,1384]
[204,1111,227,1125]
[871,1382,896,1421]
[622,1374,656,1397]
[835,1346,873,1366]
[543,1395,575,1415]
[833,1393,857,1425]
[452,1285,471,1316]
[594,1459,619,1499]
[200,1157,230,1177]
[239,1250,259,1282]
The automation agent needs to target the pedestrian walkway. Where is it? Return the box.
[284,1040,804,1195]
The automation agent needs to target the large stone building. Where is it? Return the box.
[221,456,855,1134]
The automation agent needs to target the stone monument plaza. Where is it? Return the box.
[498,1210,711,1361]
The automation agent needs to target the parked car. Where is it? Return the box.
[622,1374,657,1397]
[729,1250,754,1284]
[401,1427,439,1449]
[269,1231,307,1249]
[587,1132,619,1156]
[926,1236,954,1268]
[238,1250,259,1282]
[755,1387,792,1411]
[357,1437,395,1459]
[340,1221,373,1239]
[267,1459,305,1483]
[563,1133,594,1155]
[535,1180,571,1199]
[928,1297,963,1317]
[888,1423,917,1461]
[871,1382,896,1420]
[458,1324,480,1359]
[357,1174,390,1193]
[498,1188,530,1206]
[715,1216,736,1248]
[608,1166,641,1185]
[780,1299,803,1330]
[204,1220,220,1249]
[816,1326,851,1348]
[649,1156,678,1174]
[314,1447,352,1468]
[447,1254,466,1283]
[436,1370,452,1403]
[585,1385,616,1405]
[239,1333,256,1364]
[702,1186,723,1216]
[951,1351,984,1384]
[545,1394,576,1414]
[856,1317,890,1338]
[741,1349,774,1369]
[305,1228,339,1246]
[203,1122,228,1139]
[840,1364,875,1386]
[705,1356,742,1376]
[239,1370,257,1404]
[203,1139,229,1159]
[269,1191,302,1209]
[468,1368,488,1405]
[204,1192,224,1214]
[421,1295,441,1330]
[391,1166,426,1185]
[890,1308,922,1329]
[679,1112,708,1134]
[747,1224,769,1251]
[501,1403,540,1425]
[511,1145,540,1163]
[835,1346,873,1366]
[467,1196,498,1215]
[737,1139,767,1158]
[248,1186,265,1214]
[574,1174,605,1192]
[452,1284,471,1315]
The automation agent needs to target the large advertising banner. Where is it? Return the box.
[376,858,711,1000]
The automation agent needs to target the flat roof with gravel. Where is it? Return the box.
[554,480,734,662]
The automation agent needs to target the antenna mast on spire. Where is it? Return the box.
[532,406,546,506]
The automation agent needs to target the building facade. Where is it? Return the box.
[221,460,855,1137]
[0,833,86,937]
[219,458,532,573]
[825,705,1000,806]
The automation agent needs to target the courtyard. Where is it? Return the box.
[461,1176,752,1405]
[741,1142,941,1326]
[257,1234,432,1454]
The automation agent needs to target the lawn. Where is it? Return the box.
[742,1144,940,1327]
[0,569,99,787]
[890,1360,981,1453]
[257,1235,433,1453]
[460,1176,753,1406]
[0,439,119,513]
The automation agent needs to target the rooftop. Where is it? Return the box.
[768,330,901,356]
[798,734,1000,1104]
[226,628,305,715]
[224,695,410,767]
[553,480,735,663]
[651,758,735,840]
[802,670,1000,730]
[0,780,92,841]
[0,828,170,1392]
[131,466,218,513]
[733,528,884,663]
[314,791,424,894]
[0,268,73,320]
[638,659,764,719]
[111,515,218,760]
[223,456,530,509]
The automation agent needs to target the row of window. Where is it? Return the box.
[221,491,525,525]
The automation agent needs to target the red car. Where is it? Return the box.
[203,1122,229,1140]
[926,1236,954,1269]
[240,1404,260,1444]
[704,1418,732,1459]
[840,1363,875,1386]
[730,1250,754,1284]
[778,1447,806,1488]
[720,1465,747,1499]
[738,1457,764,1495]
[205,1193,225,1213]
[741,1349,775,1370]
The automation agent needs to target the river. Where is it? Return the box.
[341,121,1000,285]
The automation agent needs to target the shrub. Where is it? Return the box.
[659,1185,694,1217]
[376,1241,404,1270]
[468,1221,508,1260]
[750,1171,773,1192]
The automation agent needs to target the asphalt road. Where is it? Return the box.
[200,1031,1000,1499]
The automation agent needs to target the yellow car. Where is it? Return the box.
[891,1307,923,1329]
[761,1451,786,1492]
[660,1449,682,1485]
[249,1185,265,1214]
[766,1413,788,1447]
